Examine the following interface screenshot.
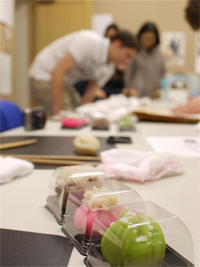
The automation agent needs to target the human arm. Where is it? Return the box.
[123,58,138,97]
[80,81,105,105]
[152,89,161,99]
[172,96,200,114]
[51,52,76,115]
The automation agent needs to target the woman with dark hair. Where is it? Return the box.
[137,23,160,48]
[104,24,119,38]
[124,22,166,98]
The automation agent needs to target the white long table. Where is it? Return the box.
[1,120,199,266]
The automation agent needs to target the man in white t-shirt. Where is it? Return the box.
[29,30,139,116]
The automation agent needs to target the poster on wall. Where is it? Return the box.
[194,31,200,75]
[161,32,186,67]
[92,14,113,36]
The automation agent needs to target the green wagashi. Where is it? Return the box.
[101,210,166,267]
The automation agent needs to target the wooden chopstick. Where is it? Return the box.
[0,139,38,150]
[3,154,101,161]
[5,155,98,166]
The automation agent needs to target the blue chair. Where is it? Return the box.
[0,100,24,132]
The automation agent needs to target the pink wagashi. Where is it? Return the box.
[74,204,124,239]
[62,117,81,128]
[62,117,88,128]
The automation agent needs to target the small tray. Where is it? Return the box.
[61,180,143,255]
[62,230,92,255]
[83,201,195,267]
[46,166,103,225]
[84,241,195,267]
[1,228,74,267]
[133,110,200,124]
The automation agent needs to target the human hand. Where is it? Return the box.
[122,88,138,97]
[172,96,200,114]
[152,89,161,99]
[94,88,107,99]
[116,63,126,71]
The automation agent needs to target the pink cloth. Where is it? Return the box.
[98,149,183,183]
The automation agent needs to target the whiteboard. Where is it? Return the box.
[92,13,113,36]
[0,52,12,95]
[0,0,14,26]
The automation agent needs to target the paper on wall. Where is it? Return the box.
[161,32,186,67]
[92,13,113,36]
[0,0,14,26]
[195,31,200,75]
[147,136,200,158]
[0,52,12,95]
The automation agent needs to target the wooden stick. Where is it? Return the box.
[2,154,101,161]
[6,155,98,166]
[0,139,38,150]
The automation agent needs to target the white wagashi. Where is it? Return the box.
[73,133,100,155]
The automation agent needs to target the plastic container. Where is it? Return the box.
[62,114,88,129]
[161,77,168,103]
[90,113,110,130]
[85,201,195,267]
[117,115,136,131]
[46,165,104,224]
[62,180,142,255]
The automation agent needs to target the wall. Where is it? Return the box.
[32,0,93,56]
[94,0,196,73]
[0,0,15,101]
[14,0,30,109]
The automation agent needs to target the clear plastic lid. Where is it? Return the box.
[46,165,104,224]
[59,111,88,128]
[62,180,143,255]
[85,201,195,267]
[118,115,136,131]
[90,113,110,130]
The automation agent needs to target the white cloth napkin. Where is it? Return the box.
[98,149,183,183]
[76,94,141,122]
[194,122,200,131]
[0,156,34,184]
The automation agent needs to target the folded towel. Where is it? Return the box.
[98,149,183,183]
[0,156,34,184]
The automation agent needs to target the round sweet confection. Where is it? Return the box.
[101,211,166,267]
[73,186,122,239]
[73,133,100,155]
[54,166,98,214]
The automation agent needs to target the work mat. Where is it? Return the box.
[0,136,114,156]
[0,228,74,266]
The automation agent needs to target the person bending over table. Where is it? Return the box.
[29,30,139,116]
[74,24,125,99]
[173,0,200,115]
[123,22,166,99]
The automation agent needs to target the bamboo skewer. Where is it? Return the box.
[5,155,99,166]
[0,139,38,150]
[2,154,101,161]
